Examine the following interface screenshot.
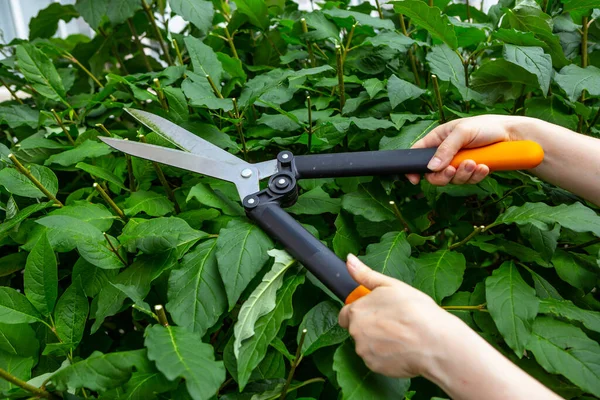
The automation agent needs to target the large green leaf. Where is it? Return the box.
[16,44,67,104]
[526,317,600,397]
[185,36,223,84]
[49,201,115,232]
[551,250,597,293]
[144,324,226,400]
[0,105,39,128]
[298,301,349,356]
[46,141,113,167]
[54,278,88,348]
[23,232,57,316]
[170,0,214,33]
[360,231,414,283]
[426,44,465,91]
[29,3,79,39]
[233,0,269,30]
[470,59,537,102]
[0,164,58,199]
[50,349,149,392]
[341,183,395,222]
[539,298,600,333]
[107,0,142,25]
[493,201,600,236]
[72,257,118,297]
[0,323,39,358]
[76,162,127,191]
[36,215,103,253]
[333,340,410,399]
[387,74,425,109]
[216,219,274,309]
[74,0,108,29]
[236,271,305,390]
[166,239,227,336]
[233,250,295,358]
[379,120,439,150]
[186,182,244,216]
[287,186,341,215]
[392,0,458,49]
[413,250,466,303]
[486,261,539,357]
[77,235,126,270]
[332,213,361,259]
[0,287,42,324]
[502,44,552,94]
[0,202,50,238]
[0,353,34,393]
[322,8,395,30]
[123,191,174,217]
[554,65,600,102]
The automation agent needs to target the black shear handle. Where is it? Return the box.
[246,201,370,304]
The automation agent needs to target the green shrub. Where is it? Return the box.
[0,0,599,399]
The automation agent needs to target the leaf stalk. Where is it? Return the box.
[93,182,126,220]
[232,98,248,160]
[0,368,58,399]
[449,226,483,250]
[279,329,307,400]
[103,232,127,266]
[153,78,169,111]
[51,109,76,146]
[8,154,63,207]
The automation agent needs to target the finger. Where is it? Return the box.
[450,160,476,185]
[338,305,350,329]
[411,120,461,149]
[405,173,420,185]
[347,254,397,290]
[466,164,489,184]
[426,129,474,172]
[424,166,456,186]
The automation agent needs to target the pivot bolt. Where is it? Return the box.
[281,153,289,160]
[247,198,255,205]
[278,178,286,185]
[241,168,252,178]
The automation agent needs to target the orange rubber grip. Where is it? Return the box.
[449,141,544,171]
[345,285,371,304]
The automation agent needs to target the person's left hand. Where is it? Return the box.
[338,254,462,379]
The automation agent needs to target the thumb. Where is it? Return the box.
[346,254,396,290]
[426,132,471,172]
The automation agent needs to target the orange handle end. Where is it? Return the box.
[449,140,544,171]
[345,285,371,304]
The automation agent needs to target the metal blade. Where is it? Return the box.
[125,108,246,166]
[100,137,261,198]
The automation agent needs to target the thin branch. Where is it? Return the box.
[341,23,357,65]
[95,123,112,137]
[103,232,127,266]
[154,78,169,111]
[64,52,103,88]
[279,329,307,400]
[128,19,153,72]
[399,15,421,87]
[142,0,173,65]
[306,95,313,153]
[155,305,169,326]
[374,0,384,18]
[8,154,63,206]
[431,75,446,123]
[449,226,483,250]
[301,18,316,67]
[224,26,239,59]
[0,368,58,399]
[93,183,126,220]
[232,98,248,160]
[0,77,23,104]
[172,39,184,66]
[51,109,76,146]
[443,304,488,312]
[389,201,412,232]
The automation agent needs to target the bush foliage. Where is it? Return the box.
[0,0,599,399]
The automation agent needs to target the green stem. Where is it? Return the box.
[132,304,159,322]
[279,329,307,400]
[126,153,135,192]
[142,0,173,65]
[431,75,446,123]
[399,16,421,87]
[301,18,316,67]
[0,368,58,399]
[51,109,76,146]
[128,19,153,72]
[9,154,63,206]
[449,226,483,250]
[154,78,169,111]
[443,305,487,311]
[65,52,103,88]
[268,378,325,400]
[585,105,600,134]
[563,237,600,250]
[342,23,357,65]
[154,305,169,326]
[307,95,313,153]
[93,183,126,220]
[172,39,184,66]
[389,201,413,232]
[95,123,112,137]
[0,77,23,104]
[224,26,239,59]
[103,232,127,266]
[582,16,589,69]
[374,0,384,18]
[232,98,248,160]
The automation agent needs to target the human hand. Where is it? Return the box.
[338,254,462,379]
[406,115,527,186]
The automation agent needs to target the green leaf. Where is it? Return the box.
[360,231,414,283]
[362,78,386,99]
[0,287,41,324]
[170,0,214,33]
[72,257,118,297]
[539,298,600,333]
[36,215,103,253]
[166,239,227,337]
[298,301,349,356]
[524,96,579,131]
[107,0,142,25]
[332,213,361,259]
[470,59,537,102]
[24,232,57,316]
[551,250,597,293]
[322,8,395,30]
[234,249,295,358]
[0,353,34,393]
[413,250,465,303]
[0,254,27,278]
[0,202,51,238]
[485,261,539,357]
[236,270,305,390]
[526,317,600,397]
[48,201,115,232]
[184,37,223,85]
[379,120,439,150]
[186,183,244,216]
[0,105,39,128]
[0,164,58,199]
[29,3,79,39]
[50,349,149,392]
[519,223,559,262]
[333,340,410,399]
[493,201,600,236]
[144,325,226,400]
[119,217,207,255]
[216,219,274,309]
[16,43,67,104]
[365,31,417,53]
[387,74,426,109]
[233,0,269,30]
[554,65,600,102]
[54,277,88,348]
[74,0,108,29]
[0,323,39,358]
[392,0,458,49]
[287,186,341,215]
[75,162,127,190]
[341,183,395,222]
[502,45,552,94]
[123,191,174,217]
[46,140,113,167]
[77,235,125,270]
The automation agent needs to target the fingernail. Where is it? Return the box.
[444,168,455,178]
[465,162,475,173]
[428,156,442,170]
[408,176,418,185]
[347,254,362,272]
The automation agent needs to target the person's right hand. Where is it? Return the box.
[406,115,527,186]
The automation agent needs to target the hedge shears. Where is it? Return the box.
[100,109,544,305]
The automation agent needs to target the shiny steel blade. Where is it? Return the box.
[100,137,261,198]
[125,108,246,166]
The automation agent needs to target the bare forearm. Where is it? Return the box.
[510,118,600,206]
[424,314,561,400]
